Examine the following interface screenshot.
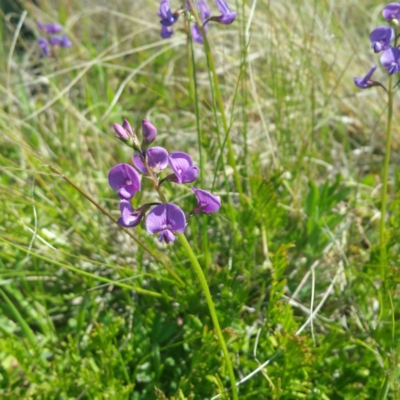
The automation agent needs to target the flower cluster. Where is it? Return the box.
[158,0,237,43]
[354,3,400,89]
[37,22,72,57]
[108,119,221,243]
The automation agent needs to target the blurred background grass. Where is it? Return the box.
[0,0,399,398]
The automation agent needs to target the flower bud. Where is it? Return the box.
[141,119,157,149]
[114,120,141,151]
[114,123,129,140]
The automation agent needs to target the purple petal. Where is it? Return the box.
[159,0,178,27]
[383,3,400,21]
[147,147,169,171]
[118,199,142,227]
[146,203,186,236]
[49,36,61,46]
[180,166,199,183]
[108,163,141,199]
[118,185,136,199]
[114,123,129,140]
[39,22,63,34]
[165,203,186,232]
[213,0,237,24]
[191,186,221,214]
[38,37,50,57]
[146,204,168,234]
[60,34,72,48]
[199,0,211,20]
[133,155,148,174]
[142,120,157,144]
[354,65,378,89]
[169,152,194,182]
[158,229,176,243]
[381,47,400,74]
[192,24,204,43]
[123,119,134,137]
[161,25,174,38]
[370,27,394,53]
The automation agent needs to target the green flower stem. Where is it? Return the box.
[379,74,393,280]
[187,25,211,267]
[177,232,238,400]
[187,1,244,201]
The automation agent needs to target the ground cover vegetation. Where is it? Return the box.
[0,0,399,398]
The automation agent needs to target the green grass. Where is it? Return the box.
[0,0,399,398]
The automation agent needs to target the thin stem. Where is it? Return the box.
[379,74,393,280]
[187,0,244,201]
[177,233,238,400]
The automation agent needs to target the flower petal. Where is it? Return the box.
[165,203,186,232]
[108,163,141,197]
[118,199,142,227]
[147,147,169,171]
[191,186,221,214]
[146,204,168,234]
[180,166,199,183]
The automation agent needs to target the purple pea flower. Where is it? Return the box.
[142,119,157,148]
[161,25,174,38]
[49,34,72,48]
[133,147,169,174]
[370,27,394,53]
[108,163,141,199]
[37,21,63,34]
[354,65,379,89]
[383,2,400,22]
[191,0,211,44]
[168,152,199,184]
[191,186,221,214]
[159,0,178,26]
[211,0,237,24]
[381,47,400,74]
[38,37,50,57]
[118,199,143,228]
[146,203,186,243]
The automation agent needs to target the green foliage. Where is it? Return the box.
[0,0,399,398]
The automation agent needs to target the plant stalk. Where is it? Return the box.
[187,1,244,201]
[379,74,393,280]
[177,233,238,400]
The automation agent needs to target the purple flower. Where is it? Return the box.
[159,0,178,26]
[133,147,169,174]
[354,65,379,89]
[191,0,211,44]
[108,163,141,199]
[142,119,157,147]
[191,186,221,214]
[383,3,400,22]
[60,34,72,48]
[146,203,186,243]
[37,21,63,34]
[370,27,394,53]
[161,25,173,38]
[168,152,199,184]
[381,47,400,74]
[211,0,237,24]
[118,199,143,228]
[49,34,72,48]
[38,37,50,57]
